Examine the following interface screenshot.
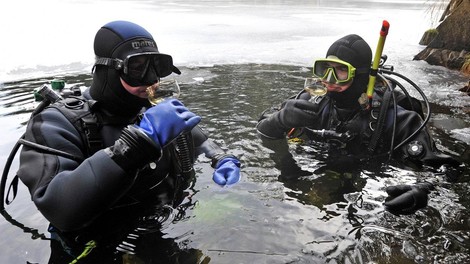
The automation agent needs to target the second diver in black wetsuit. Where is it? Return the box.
[257,34,461,215]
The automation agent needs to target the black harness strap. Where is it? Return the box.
[368,88,392,153]
[50,97,103,156]
[81,114,103,156]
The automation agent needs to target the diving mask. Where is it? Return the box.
[94,52,180,86]
[313,56,368,84]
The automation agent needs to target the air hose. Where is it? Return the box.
[0,140,22,210]
[176,135,193,173]
[368,74,394,153]
[381,69,431,150]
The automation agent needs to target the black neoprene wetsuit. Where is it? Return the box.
[256,88,459,169]
[17,90,229,236]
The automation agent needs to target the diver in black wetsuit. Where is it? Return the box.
[256,34,461,215]
[16,20,241,262]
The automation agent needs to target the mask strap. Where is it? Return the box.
[94,57,123,71]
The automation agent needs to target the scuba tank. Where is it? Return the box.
[1,81,88,210]
[0,82,68,250]
[1,83,63,210]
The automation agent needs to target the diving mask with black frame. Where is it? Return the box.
[313,57,369,84]
[94,52,181,87]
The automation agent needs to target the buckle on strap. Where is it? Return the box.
[81,116,102,156]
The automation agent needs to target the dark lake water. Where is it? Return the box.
[1,0,470,263]
[1,63,469,263]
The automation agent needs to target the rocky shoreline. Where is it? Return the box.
[413,0,469,95]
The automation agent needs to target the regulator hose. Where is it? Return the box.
[380,69,431,150]
[176,134,193,174]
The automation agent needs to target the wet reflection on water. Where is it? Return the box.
[1,64,469,263]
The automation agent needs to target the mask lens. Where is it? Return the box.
[334,64,350,81]
[127,55,151,80]
[125,53,174,80]
[117,53,177,86]
[153,56,173,77]
[123,53,163,86]
[313,61,330,78]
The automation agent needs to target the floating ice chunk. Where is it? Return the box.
[193,77,205,83]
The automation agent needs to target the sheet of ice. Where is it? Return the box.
[0,0,442,82]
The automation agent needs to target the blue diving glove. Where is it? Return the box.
[138,99,201,148]
[213,157,241,186]
[383,182,434,215]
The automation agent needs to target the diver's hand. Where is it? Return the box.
[384,182,434,214]
[276,99,318,128]
[213,157,241,186]
[138,99,201,148]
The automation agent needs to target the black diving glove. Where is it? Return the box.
[276,99,318,129]
[105,125,161,171]
[383,182,434,215]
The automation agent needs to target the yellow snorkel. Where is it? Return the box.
[366,20,390,106]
